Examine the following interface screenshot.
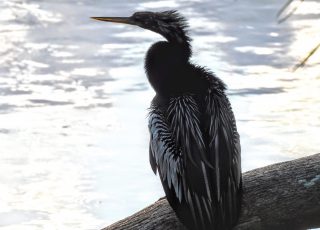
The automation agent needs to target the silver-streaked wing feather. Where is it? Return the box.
[149,110,184,202]
[149,95,216,229]
[148,88,241,229]
[205,88,242,227]
[167,95,216,229]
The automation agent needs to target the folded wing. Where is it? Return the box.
[149,91,241,230]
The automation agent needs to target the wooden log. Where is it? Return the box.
[102,153,320,230]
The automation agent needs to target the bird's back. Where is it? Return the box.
[148,67,242,230]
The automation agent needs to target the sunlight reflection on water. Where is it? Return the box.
[0,0,319,229]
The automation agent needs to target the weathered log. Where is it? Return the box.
[102,153,320,230]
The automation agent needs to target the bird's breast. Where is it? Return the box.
[145,45,179,95]
[145,42,206,96]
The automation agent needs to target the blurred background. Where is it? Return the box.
[0,0,319,229]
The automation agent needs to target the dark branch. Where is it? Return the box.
[102,153,320,230]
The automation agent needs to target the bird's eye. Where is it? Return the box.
[132,11,153,20]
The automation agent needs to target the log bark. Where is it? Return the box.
[102,153,320,230]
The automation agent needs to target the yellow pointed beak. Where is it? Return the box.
[91,17,135,25]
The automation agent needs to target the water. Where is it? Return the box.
[0,0,319,229]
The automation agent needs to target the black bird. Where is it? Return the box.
[92,11,242,230]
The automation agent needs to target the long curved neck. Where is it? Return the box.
[145,41,194,97]
[167,40,191,60]
[160,29,192,59]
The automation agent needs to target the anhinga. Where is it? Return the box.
[92,11,242,230]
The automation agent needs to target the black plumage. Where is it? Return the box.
[92,10,242,230]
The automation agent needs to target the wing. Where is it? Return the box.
[149,108,184,202]
[148,91,241,230]
[166,95,218,229]
[205,88,242,228]
[149,96,217,230]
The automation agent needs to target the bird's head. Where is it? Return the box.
[92,10,190,45]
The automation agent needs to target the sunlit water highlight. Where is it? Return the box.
[0,0,319,229]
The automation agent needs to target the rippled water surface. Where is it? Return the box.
[0,0,319,229]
